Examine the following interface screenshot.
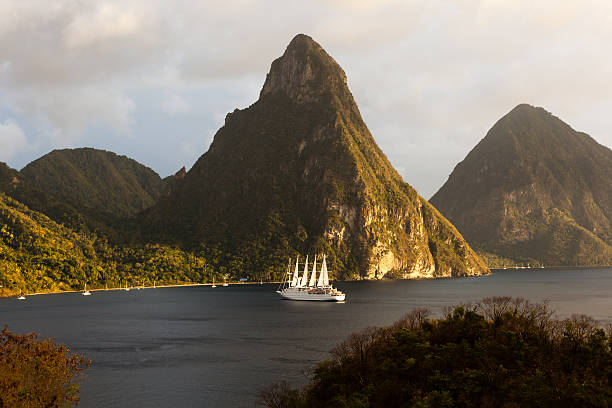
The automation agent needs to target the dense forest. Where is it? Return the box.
[258,297,612,407]
[0,192,227,296]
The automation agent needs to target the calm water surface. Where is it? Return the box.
[2,268,612,407]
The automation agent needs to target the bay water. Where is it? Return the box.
[1,268,611,407]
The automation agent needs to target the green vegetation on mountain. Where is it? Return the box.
[1,326,90,407]
[1,148,164,240]
[0,161,92,237]
[145,34,488,280]
[258,297,612,408]
[21,148,162,224]
[0,193,216,296]
[431,104,612,267]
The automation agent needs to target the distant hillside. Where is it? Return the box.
[144,34,488,279]
[0,192,215,297]
[0,161,89,235]
[430,104,612,266]
[21,148,163,220]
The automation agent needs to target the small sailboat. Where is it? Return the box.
[82,284,91,296]
[124,281,130,291]
[222,277,228,287]
[212,277,217,288]
[17,293,26,300]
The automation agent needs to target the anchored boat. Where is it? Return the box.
[276,254,345,302]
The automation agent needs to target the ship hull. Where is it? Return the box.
[277,289,345,302]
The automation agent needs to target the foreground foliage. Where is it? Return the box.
[258,297,612,408]
[0,326,90,407]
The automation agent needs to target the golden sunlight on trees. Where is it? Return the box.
[0,326,90,407]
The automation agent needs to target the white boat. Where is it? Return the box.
[17,294,26,300]
[82,284,91,296]
[222,277,228,287]
[276,254,345,302]
[212,277,217,288]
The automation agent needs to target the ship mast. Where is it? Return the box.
[299,255,309,287]
[309,254,318,287]
[301,255,309,287]
[318,254,330,287]
[291,256,299,287]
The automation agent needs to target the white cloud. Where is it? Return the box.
[62,3,147,50]
[9,86,136,142]
[0,120,28,159]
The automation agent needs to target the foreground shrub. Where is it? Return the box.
[0,326,90,407]
[258,297,612,407]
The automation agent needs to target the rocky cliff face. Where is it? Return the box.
[431,104,612,266]
[145,34,488,279]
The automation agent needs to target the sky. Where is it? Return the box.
[1,0,611,199]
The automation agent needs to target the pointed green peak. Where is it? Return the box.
[260,34,348,103]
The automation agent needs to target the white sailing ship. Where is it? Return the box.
[276,254,345,301]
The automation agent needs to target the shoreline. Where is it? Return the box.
[4,265,612,298]
[2,281,284,298]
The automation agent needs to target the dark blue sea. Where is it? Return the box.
[2,268,612,407]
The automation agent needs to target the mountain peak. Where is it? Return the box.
[260,34,348,103]
[431,105,612,266]
[147,34,488,280]
[487,104,578,148]
[504,103,552,120]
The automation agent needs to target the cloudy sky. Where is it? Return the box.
[1,0,611,198]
